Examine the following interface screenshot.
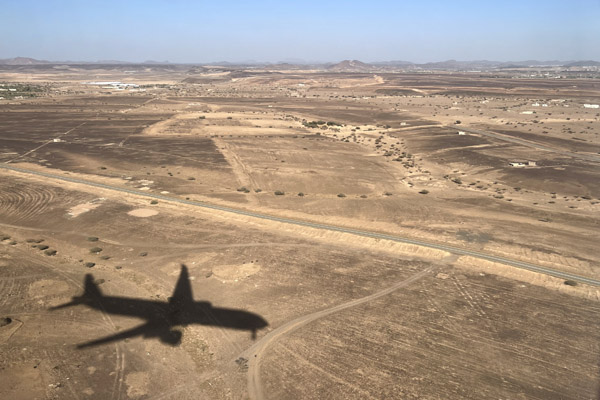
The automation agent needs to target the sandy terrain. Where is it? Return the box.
[0,66,599,399]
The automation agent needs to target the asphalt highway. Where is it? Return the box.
[2,163,599,286]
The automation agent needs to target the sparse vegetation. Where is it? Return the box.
[274,190,285,196]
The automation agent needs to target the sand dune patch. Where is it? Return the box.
[127,208,158,218]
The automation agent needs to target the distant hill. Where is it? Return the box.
[371,60,414,67]
[0,57,50,65]
[2,56,598,70]
[563,60,600,67]
[327,60,374,72]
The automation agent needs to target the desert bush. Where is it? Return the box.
[337,193,346,198]
[44,249,57,256]
[87,236,99,242]
[419,189,430,194]
[90,247,102,254]
[85,262,95,268]
[564,280,578,286]
[150,200,158,205]
[274,190,285,196]
[37,245,49,250]
[360,194,368,198]
[298,192,304,197]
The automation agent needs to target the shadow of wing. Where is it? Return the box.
[77,322,152,348]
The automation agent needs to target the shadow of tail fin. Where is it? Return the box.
[169,264,193,307]
[83,274,102,298]
[50,274,101,310]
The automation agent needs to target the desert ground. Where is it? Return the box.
[1,64,599,399]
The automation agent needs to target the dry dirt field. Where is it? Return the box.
[1,65,599,399]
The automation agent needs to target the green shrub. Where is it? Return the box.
[360,194,368,198]
[150,200,158,205]
[298,192,304,197]
[44,249,57,256]
[274,190,285,196]
[337,193,346,198]
[87,236,99,242]
[90,247,102,254]
[85,262,95,268]
[419,189,429,194]
[564,280,578,286]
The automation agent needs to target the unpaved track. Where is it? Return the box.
[451,125,600,162]
[239,267,433,400]
[1,163,599,286]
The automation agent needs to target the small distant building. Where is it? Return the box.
[457,131,466,135]
[584,104,599,109]
[509,161,536,167]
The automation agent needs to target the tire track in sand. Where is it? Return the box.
[239,267,432,400]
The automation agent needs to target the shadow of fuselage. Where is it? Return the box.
[50,264,268,348]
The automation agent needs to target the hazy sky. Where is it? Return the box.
[2,0,599,63]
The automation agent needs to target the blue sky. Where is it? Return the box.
[1,0,599,63]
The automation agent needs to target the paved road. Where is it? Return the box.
[450,125,600,163]
[1,163,599,287]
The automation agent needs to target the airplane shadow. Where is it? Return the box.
[50,264,268,348]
